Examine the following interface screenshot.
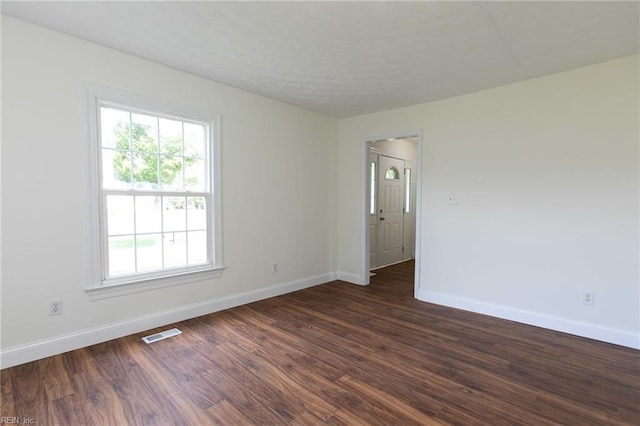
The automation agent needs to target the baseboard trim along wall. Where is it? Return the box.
[336,271,367,285]
[418,290,639,350]
[0,272,336,369]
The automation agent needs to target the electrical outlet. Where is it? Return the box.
[582,291,595,306]
[447,194,459,205]
[272,262,279,273]
[49,299,62,316]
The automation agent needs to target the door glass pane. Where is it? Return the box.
[370,162,376,215]
[405,168,411,213]
[385,166,399,180]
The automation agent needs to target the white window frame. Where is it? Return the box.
[84,85,224,300]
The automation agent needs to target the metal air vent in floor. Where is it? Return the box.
[142,328,182,344]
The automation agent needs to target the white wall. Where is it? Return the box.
[1,17,338,367]
[338,56,639,348]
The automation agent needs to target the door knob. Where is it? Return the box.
[380,217,385,221]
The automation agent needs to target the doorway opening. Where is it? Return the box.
[363,131,422,297]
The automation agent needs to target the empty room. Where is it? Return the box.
[1,1,639,425]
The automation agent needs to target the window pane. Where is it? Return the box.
[184,123,206,158]
[185,159,206,192]
[135,196,162,233]
[163,231,187,268]
[159,118,183,156]
[187,197,207,230]
[370,161,376,215]
[385,167,399,180]
[136,234,163,272]
[100,107,130,149]
[106,195,134,235]
[187,231,207,265]
[405,168,411,214]
[102,149,132,189]
[163,196,187,232]
[131,113,158,154]
[132,152,159,188]
[108,236,135,276]
[159,155,184,190]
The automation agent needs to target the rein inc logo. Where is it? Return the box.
[1,418,35,424]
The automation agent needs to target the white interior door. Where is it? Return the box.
[378,155,404,266]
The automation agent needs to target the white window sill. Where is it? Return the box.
[86,266,226,301]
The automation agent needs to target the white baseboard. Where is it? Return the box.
[417,290,639,350]
[336,271,366,285]
[1,272,336,369]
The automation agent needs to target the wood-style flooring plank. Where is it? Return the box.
[2,260,639,425]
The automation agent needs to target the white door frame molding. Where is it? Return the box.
[361,129,423,298]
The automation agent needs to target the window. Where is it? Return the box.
[370,161,376,215]
[86,85,223,295]
[385,166,400,180]
[405,168,412,213]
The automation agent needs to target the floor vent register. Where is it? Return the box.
[142,328,182,344]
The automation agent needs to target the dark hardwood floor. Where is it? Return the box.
[2,260,639,425]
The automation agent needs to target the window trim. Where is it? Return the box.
[84,84,224,299]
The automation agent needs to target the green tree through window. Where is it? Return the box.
[111,120,196,188]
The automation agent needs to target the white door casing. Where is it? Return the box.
[361,130,422,292]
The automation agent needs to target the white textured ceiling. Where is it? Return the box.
[2,1,639,118]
